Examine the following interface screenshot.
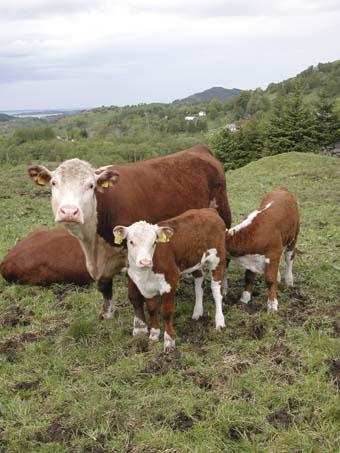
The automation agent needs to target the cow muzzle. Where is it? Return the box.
[138,258,153,268]
[56,205,82,223]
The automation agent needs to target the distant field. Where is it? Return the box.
[0,153,339,452]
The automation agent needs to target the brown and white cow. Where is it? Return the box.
[113,208,226,352]
[0,228,92,285]
[28,146,231,319]
[226,189,300,312]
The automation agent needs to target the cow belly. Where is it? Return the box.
[231,254,270,274]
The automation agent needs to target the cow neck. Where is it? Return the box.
[226,225,255,256]
[64,198,114,280]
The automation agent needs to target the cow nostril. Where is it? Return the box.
[73,208,79,216]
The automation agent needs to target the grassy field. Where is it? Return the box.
[0,152,339,452]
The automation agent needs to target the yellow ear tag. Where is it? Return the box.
[157,232,169,243]
[114,231,123,245]
[101,181,109,189]
[37,175,46,186]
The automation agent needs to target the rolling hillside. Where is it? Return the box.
[1,152,339,451]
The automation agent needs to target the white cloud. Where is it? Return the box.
[0,0,339,109]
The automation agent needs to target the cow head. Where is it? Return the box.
[113,221,173,269]
[28,159,119,226]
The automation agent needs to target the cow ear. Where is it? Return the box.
[156,226,174,243]
[95,169,120,192]
[113,225,128,245]
[28,165,53,186]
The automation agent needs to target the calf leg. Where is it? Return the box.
[128,277,148,336]
[192,270,204,320]
[161,290,177,353]
[264,256,281,312]
[146,297,160,341]
[211,266,226,331]
[285,247,296,287]
[98,277,116,319]
[240,269,256,304]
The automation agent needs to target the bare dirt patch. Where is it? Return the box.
[0,304,34,327]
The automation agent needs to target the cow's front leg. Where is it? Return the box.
[240,269,256,304]
[128,277,148,336]
[161,291,177,353]
[98,276,116,319]
[146,297,160,341]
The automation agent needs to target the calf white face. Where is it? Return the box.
[113,221,173,269]
[28,159,119,226]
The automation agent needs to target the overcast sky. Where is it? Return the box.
[0,0,339,110]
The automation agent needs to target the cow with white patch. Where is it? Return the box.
[113,208,226,352]
[226,189,300,312]
[28,146,231,320]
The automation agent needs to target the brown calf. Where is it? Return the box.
[226,189,300,312]
[0,228,92,285]
[113,208,226,352]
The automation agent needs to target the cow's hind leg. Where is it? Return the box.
[240,269,256,304]
[98,277,116,319]
[285,246,296,287]
[128,277,148,336]
[192,270,204,320]
[265,254,281,312]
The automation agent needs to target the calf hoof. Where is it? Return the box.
[215,317,225,331]
[285,276,294,287]
[267,298,278,313]
[133,317,148,336]
[164,332,176,353]
[149,328,160,342]
[100,308,116,320]
[192,309,203,320]
[240,291,251,304]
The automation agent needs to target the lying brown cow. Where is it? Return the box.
[0,228,92,285]
[28,145,232,320]
[113,208,226,352]
[226,188,300,312]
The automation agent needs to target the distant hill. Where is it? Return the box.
[173,87,241,104]
[266,60,340,100]
[0,113,13,122]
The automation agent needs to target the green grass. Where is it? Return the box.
[1,152,339,452]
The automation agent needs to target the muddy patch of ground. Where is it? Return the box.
[327,359,340,389]
[267,409,293,429]
[142,350,182,375]
[0,304,34,327]
[0,324,68,361]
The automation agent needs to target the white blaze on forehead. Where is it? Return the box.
[228,202,273,235]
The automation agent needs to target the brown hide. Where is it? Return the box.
[226,189,300,257]
[0,228,92,285]
[96,145,231,244]
[154,208,226,278]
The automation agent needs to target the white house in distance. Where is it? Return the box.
[185,116,196,121]
[198,111,206,117]
[225,123,239,132]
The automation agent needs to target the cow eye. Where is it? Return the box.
[51,180,56,187]
[88,183,94,190]
[129,240,134,246]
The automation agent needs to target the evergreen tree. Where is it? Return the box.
[264,91,319,155]
[315,100,340,150]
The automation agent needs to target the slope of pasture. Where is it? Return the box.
[0,152,339,452]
